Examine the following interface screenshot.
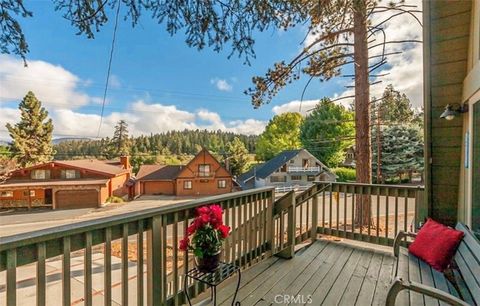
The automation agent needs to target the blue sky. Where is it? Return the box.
[0,1,422,139]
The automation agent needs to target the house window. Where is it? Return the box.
[31,170,50,180]
[270,176,286,183]
[281,165,287,172]
[61,169,79,179]
[289,160,295,164]
[184,181,192,189]
[218,179,227,189]
[198,164,211,177]
[307,175,316,182]
[0,191,13,197]
[291,175,302,181]
[23,190,35,197]
[472,101,480,233]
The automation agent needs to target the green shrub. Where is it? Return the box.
[332,167,356,182]
[106,196,124,203]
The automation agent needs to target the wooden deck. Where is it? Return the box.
[197,239,395,306]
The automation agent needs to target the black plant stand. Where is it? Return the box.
[184,262,241,306]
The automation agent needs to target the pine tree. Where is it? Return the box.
[110,120,131,157]
[6,91,54,167]
[372,125,424,183]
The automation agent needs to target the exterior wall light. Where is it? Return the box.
[440,103,469,120]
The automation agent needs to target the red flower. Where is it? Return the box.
[196,206,210,216]
[218,225,230,238]
[210,205,223,220]
[187,224,197,235]
[179,237,189,251]
[200,213,210,224]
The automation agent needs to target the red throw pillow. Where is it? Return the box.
[408,218,464,271]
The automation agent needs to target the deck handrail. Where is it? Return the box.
[0,187,276,306]
[0,187,274,250]
[271,181,426,259]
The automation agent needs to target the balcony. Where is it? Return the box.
[287,166,321,173]
[0,182,425,305]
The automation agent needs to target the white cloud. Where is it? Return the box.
[210,78,233,92]
[293,0,423,109]
[272,99,321,115]
[4,100,266,141]
[0,55,99,108]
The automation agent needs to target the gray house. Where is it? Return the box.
[238,149,336,191]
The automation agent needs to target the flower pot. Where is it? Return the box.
[194,251,221,273]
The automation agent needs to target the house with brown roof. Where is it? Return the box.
[0,156,133,209]
[136,149,234,196]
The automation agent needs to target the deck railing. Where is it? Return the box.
[0,182,426,305]
[287,166,320,172]
[0,187,275,306]
[272,181,426,258]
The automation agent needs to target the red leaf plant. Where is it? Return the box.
[179,204,231,259]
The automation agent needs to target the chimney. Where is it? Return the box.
[120,156,131,170]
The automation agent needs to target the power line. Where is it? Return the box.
[97,0,121,138]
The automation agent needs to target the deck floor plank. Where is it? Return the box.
[193,239,397,306]
[338,250,375,306]
[354,251,384,306]
[371,254,395,306]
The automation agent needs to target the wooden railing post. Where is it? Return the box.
[265,190,275,257]
[415,187,426,230]
[311,185,319,242]
[147,215,163,306]
[276,191,296,259]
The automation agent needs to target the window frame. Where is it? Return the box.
[218,179,227,189]
[184,180,193,190]
[31,169,51,180]
[0,191,13,197]
[61,169,79,179]
[291,175,302,181]
[23,190,35,197]
[198,164,211,177]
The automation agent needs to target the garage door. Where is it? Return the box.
[56,190,99,209]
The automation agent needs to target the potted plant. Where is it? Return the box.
[179,204,231,272]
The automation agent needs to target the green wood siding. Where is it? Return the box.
[424,0,472,226]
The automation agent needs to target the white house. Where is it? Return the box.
[238,149,336,191]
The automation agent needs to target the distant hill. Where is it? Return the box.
[52,137,91,145]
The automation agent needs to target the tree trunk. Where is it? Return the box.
[353,0,372,227]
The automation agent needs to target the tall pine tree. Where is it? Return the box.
[110,120,131,157]
[6,91,54,167]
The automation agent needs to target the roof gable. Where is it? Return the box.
[177,148,232,178]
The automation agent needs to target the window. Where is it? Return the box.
[291,175,302,181]
[472,101,480,233]
[1,191,13,197]
[270,176,286,183]
[289,159,295,164]
[198,164,211,177]
[218,179,227,189]
[184,180,192,189]
[61,169,79,179]
[23,190,35,197]
[280,165,287,172]
[31,170,50,179]
[307,175,316,182]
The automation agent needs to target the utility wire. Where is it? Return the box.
[97,0,121,138]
